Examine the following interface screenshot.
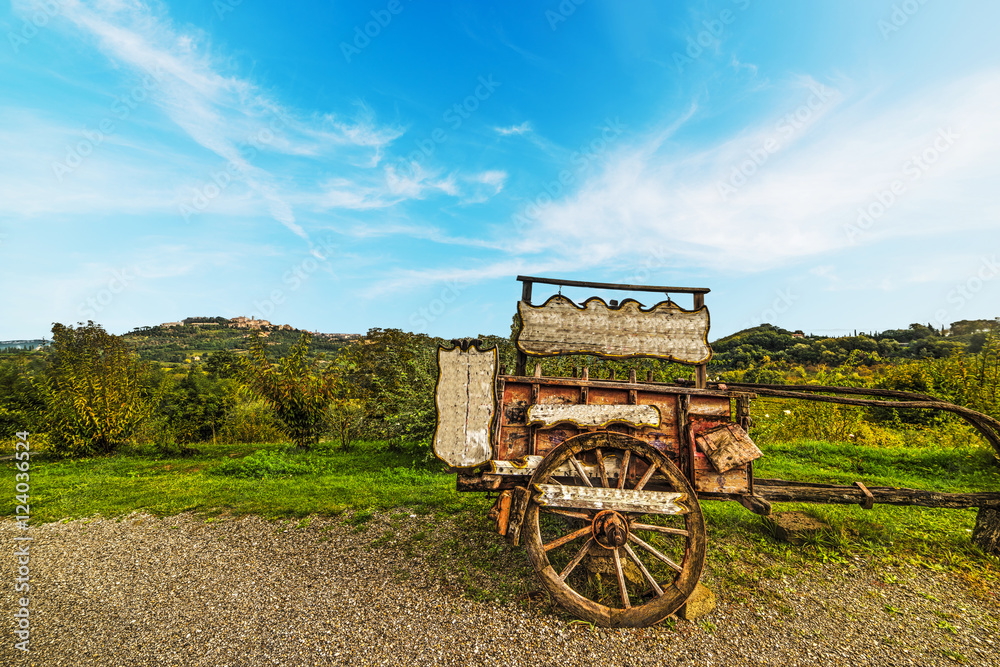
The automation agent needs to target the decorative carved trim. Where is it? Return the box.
[516,295,711,364]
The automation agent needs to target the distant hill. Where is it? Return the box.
[710,319,998,371]
[121,316,360,364]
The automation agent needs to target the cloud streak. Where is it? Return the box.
[504,71,1000,274]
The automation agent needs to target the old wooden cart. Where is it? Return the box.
[432,276,1000,628]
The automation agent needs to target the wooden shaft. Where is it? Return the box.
[516,275,710,295]
[754,478,1000,509]
[693,292,707,389]
[515,280,532,377]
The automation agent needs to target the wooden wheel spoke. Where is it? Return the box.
[559,537,594,581]
[543,524,592,552]
[631,522,690,538]
[594,447,609,488]
[617,451,631,489]
[542,508,592,521]
[612,548,631,609]
[524,432,707,628]
[568,456,593,487]
[623,543,663,597]
[629,533,683,573]
[634,460,659,491]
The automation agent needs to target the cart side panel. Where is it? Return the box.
[637,391,678,424]
[587,387,631,405]
[494,378,749,492]
[537,385,581,405]
[690,396,731,418]
[686,395,751,494]
[497,426,530,460]
[535,426,581,457]
[500,382,531,426]
[694,453,750,494]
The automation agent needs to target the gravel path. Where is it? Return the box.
[3,512,998,666]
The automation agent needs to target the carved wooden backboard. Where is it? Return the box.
[516,295,711,364]
[433,343,498,468]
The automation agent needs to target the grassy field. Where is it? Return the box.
[5,435,999,606]
[6,440,485,523]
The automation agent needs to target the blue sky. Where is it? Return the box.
[2,0,999,341]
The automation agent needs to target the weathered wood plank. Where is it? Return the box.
[689,396,730,417]
[754,479,1000,509]
[497,426,529,460]
[516,274,709,295]
[499,375,732,398]
[535,427,577,457]
[527,403,661,429]
[516,295,711,364]
[433,344,497,468]
[535,484,688,514]
[535,385,580,405]
[505,485,531,546]
[973,509,1000,555]
[695,423,763,473]
[493,454,623,479]
[487,490,512,535]
[693,454,750,494]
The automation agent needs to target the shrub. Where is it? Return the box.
[219,397,288,444]
[44,322,159,457]
[242,332,337,450]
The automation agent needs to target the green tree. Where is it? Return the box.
[325,398,366,451]
[44,322,158,456]
[160,368,236,444]
[204,348,241,379]
[0,356,46,436]
[241,332,337,450]
[334,328,438,448]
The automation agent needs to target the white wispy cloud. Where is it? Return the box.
[10,0,407,239]
[361,257,583,298]
[339,223,506,250]
[495,121,532,136]
[503,71,1000,274]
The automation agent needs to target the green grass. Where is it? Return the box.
[755,439,999,492]
[694,438,1000,604]
[3,440,485,523]
[4,435,998,609]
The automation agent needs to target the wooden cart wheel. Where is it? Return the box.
[524,431,706,628]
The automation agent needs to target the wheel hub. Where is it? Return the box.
[592,510,630,549]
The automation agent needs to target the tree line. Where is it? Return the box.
[0,323,442,457]
[2,317,997,459]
